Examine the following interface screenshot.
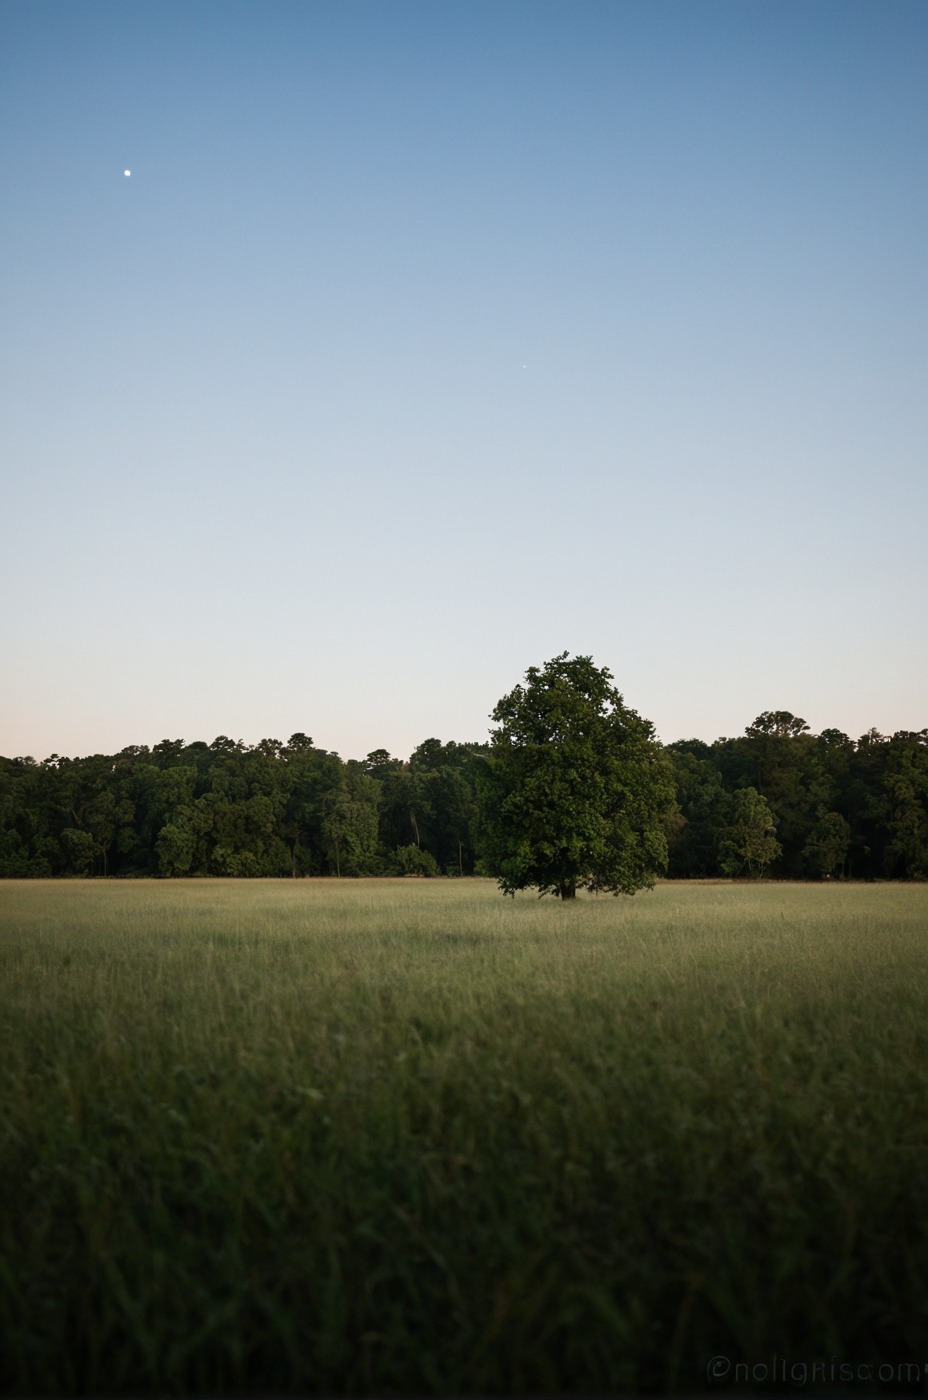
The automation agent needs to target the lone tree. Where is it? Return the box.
[476,653,674,898]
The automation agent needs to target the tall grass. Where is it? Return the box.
[1,878,927,1394]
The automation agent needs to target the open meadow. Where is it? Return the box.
[2,877,927,1395]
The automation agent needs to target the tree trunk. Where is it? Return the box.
[559,878,576,900]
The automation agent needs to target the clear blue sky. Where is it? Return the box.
[2,0,926,760]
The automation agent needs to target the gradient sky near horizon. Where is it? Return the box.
[2,0,926,762]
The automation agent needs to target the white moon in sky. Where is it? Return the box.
[124,170,131,177]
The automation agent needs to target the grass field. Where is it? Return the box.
[2,877,927,1395]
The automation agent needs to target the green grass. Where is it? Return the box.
[2,878,927,1395]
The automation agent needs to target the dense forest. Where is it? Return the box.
[1,712,926,881]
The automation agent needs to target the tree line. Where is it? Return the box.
[0,733,486,881]
[667,712,928,880]
[1,671,926,884]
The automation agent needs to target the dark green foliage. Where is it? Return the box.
[668,722,928,880]
[393,843,441,876]
[408,739,483,875]
[0,733,488,880]
[665,748,731,878]
[718,787,782,878]
[1,696,925,882]
[802,811,852,879]
[321,764,382,877]
[476,654,674,898]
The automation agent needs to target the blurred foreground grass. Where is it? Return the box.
[1,878,927,1394]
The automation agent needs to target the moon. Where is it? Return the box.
[123,170,131,177]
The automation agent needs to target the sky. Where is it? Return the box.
[2,0,926,762]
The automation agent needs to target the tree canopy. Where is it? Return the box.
[475,653,674,898]
[1,697,925,884]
